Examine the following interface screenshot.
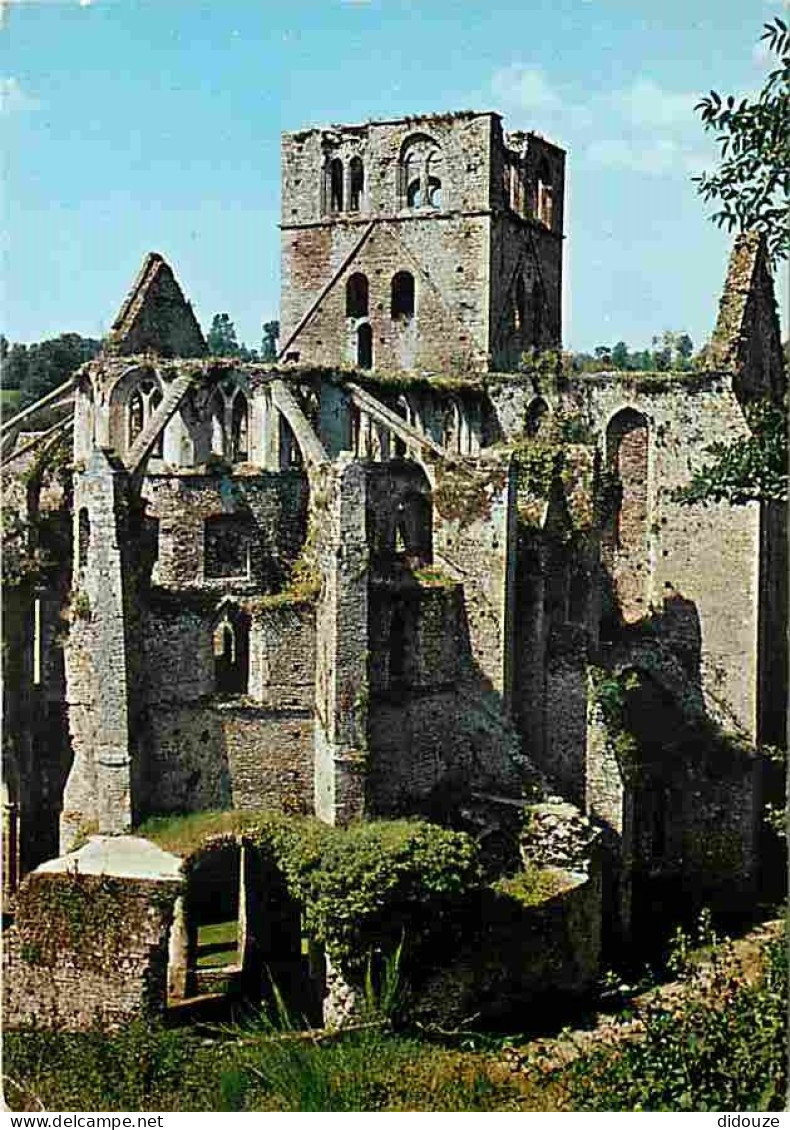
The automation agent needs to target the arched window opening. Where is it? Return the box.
[357,323,373,370]
[346,273,369,319]
[128,390,144,448]
[426,151,443,209]
[569,568,588,624]
[210,393,225,458]
[349,157,364,211]
[395,492,432,563]
[400,136,446,210]
[213,610,250,697]
[150,389,164,457]
[537,158,553,227]
[442,399,462,454]
[391,271,415,320]
[389,605,407,682]
[349,403,362,456]
[606,408,649,553]
[392,395,413,459]
[279,415,304,470]
[329,158,344,213]
[78,508,91,569]
[231,394,249,463]
[526,397,549,437]
[514,274,527,333]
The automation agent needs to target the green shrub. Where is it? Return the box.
[556,928,787,1111]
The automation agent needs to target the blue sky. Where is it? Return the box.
[2,0,787,353]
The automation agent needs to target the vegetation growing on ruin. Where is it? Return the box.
[142,811,481,963]
[550,925,787,1111]
[675,398,788,505]
[5,919,784,1112]
[493,866,573,907]
[433,461,507,525]
[15,873,174,969]
[588,667,641,773]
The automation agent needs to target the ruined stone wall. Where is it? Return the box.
[281,113,565,374]
[63,452,138,849]
[366,579,522,811]
[542,626,591,809]
[489,214,562,369]
[2,871,179,1031]
[568,372,763,739]
[142,470,308,593]
[281,212,491,374]
[137,600,317,818]
[313,460,369,824]
[431,457,517,703]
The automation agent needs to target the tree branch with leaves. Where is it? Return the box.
[693,18,790,266]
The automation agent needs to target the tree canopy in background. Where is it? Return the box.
[694,18,790,266]
[0,333,101,411]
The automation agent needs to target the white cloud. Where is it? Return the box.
[586,136,708,176]
[616,78,697,130]
[490,65,559,112]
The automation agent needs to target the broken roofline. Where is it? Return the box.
[283,109,566,154]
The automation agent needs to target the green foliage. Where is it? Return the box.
[589,668,641,772]
[143,811,481,963]
[565,332,696,374]
[15,873,174,969]
[1,387,21,417]
[556,927,787,1111]
[70,589,91,620]
[492,866,572,907]
[2,1022,526,1112]
[206,313,260,361]
[675,399,788,505]
[1,333,101,408]
[694,19,790,265]
[433,464,505,526]
[362,935,407,1024]
[261,320,280,362]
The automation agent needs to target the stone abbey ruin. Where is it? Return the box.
[1,110,786,1031]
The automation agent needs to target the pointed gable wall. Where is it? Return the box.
[105,252,207,358]
[709,232,785,404]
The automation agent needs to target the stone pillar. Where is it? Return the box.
[62,450,135,846]
[167,895,195,1002]
[323,952,361,1029]
[237,842,266,998]
[314,458,368,825]
[585,689,633,942]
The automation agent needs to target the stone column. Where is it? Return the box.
[63,449,135,845]
[167,895,195,1002]
[314,457,368,825]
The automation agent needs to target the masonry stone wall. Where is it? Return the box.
[3,871,180,1031]
[568,373,765,739]
[280,112,564,373]
[137,600,317,817]
[142,470,308,593]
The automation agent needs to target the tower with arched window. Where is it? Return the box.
[280,110,564,374]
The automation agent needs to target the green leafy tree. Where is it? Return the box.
[261,320,280,362]
[694,18,790,265]
[17,334,100,408]
[207,313,240,358]
[611,341,630,370]
[678,400,787,505]
[678,21,788,508]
